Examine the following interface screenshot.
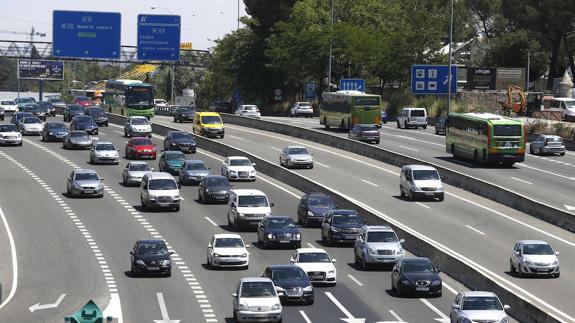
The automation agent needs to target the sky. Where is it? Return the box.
[0,0,248,50]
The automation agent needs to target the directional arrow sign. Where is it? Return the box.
[564,204,575,211]
[325,292,366,323]
[29,293,66,312]
[154,292,180,323]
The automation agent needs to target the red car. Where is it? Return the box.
[125,137,157,160]
[72,96,93,107]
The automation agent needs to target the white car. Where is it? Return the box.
[235,105,261,118]
[18,116,44,135]
[510,240,560,278]
[227,189,273,230]
[207,233,249,269]
[290,248,337,285]
[232,277,282,323]
[289,102,314,118]
[90,142,120,165]
[400,165,444,201]
[1,100,18,113]
[154,99,169,107]
[221,156,257,181]
[124,116,152,138]
[139,172,181,212]
[450,291,510,323]
[0,124,22,146]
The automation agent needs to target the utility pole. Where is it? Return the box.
[526,49,531,91]
[327,0,334,92]
[447,0,454,115]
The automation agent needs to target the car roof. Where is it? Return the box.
[74,169,98,174]
[130,136,152,141]
[518,240,550,245]
[205,175,227,179]
[70,130,88,134]
[231,189,266,195]
[265,215,293,220]
[145,172,175,180]
[163,150,185,155]
[136,239,166,244]
[184,159,205,164]
[285,145,307,150]
[127,161,148,165]
[402,107,426,110]
[129,116,147,119]
[213,233,243,239]
[538,134,561,138]
[94,141,114,146]
[401,257,431,263]
[197,112,221,116]
[363,225,393,232]
[332,209,358,215]
[228,156,250,160]
[552,97,575,102]
[403,165,438,171]
[461,291,498,298]
[307,192,331,198]
[297,247,327,254]
[240,277,273,283]
[267,264,303,271]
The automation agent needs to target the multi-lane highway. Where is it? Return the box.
[0,117,485,322]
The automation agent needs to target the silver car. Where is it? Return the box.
[63,130,93,149]
[124,116,152,137]
[354,225,404,270]
[67,169,104,198]
[279,146,314,169]
[529,135,565,156]
[450,291,510,323]
[179,159,210,185]
[18,116,44,135]
[90,142,120,165]
[122,161,153,186]
[510,240,560,278]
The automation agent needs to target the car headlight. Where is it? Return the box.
[212,253,220,257]
[205,188,210,193]
[240,253,248,258]
[396,248,403,255]
[229,170,237,174]
[330,227,341,232]
[328,269,336,274]
[73,183,82,189]
[161,260,171,266]
[294,233,301,240]
[173,195,180,200]
[499,318,509,323]
[271,303,281,311]
[48,132,53,135]
[250,170,256,174]
[267,233,274,239]
[523,258,533,265]
[367,247,377,255]
[307,211,314,217]
[135,260,145,266]
[238,213,245,217]
[303,285,313,292]
[552,259,559,266]
[237,304,249,311]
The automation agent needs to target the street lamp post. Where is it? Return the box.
[150,6,176,104]
[447,0,454,115]
[327,0,334,92]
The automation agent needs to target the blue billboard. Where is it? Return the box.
[137,14,181,61]
[411,65,457,95]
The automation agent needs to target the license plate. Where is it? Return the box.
[147,266,160,271]
[344,235,355,239]
[310,275,322,279]
[84,190,94,194]
[424,192,434,195]
[279,240,290,243]
[416,287,429,292]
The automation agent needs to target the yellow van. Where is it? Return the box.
[193,112,225,138]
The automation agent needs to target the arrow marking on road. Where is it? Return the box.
[28,293,66,312]
[325,292,366,323]
[154,292,180,323]
[420,298,450,323]
[564,204,575,211]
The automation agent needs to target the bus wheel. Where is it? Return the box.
[340,120,345,129]
[473,150,479,165]
[451,144,456,157]
[324,117,330,129]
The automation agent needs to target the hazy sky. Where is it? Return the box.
[0,0,247,50]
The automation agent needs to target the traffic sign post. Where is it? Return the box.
[339,79,365,92]
[411,65,457,95]
[304,81,316,99]
[137,14,181,61]
[52,10,121,59]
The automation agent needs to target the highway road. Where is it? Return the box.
[152,114,575,322]
[0,117,482,322]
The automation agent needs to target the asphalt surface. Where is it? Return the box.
[0,116,488,323]
[151,114,575,322]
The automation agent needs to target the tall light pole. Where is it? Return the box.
[327,0,334,92]
[447,0,454,115]
[526,49,531,91]
[237,0,240,30]
[150,6,176,104]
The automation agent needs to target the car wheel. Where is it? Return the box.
[409,189,415,201]
[130,264,137,276]
[404,121,408,129]
[361,255,370,270]
[321,230,327,242]
[396,283,404,297]
[435,128,439,135]
[227,213,234,230]
[309,164,314,169]
[18,141,23,147]
[560,152,565,156]
[555,272,560,278]
[307,298,314,305]
[438,193,444,202]
[539,148,543,155]
[199,192,204,203]
[517,266,523,278]
[509,260,516,274]
[423,125,427,129]
[97,193,104,198]
[530,146,534,154]
[354,252,360,266]
[397,120,401,128]
[327,232,334,246]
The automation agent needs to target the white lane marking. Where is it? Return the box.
[0,206,18,310]
[388,310,405,322]
[415,202,430,209]
[517,163,575,181]
[399,145,418,151]
[510,177,533,185]
[361,179,379,187]
[442,281,458,295]
[113,130,124,135]
[102,293,123,323]
[465,225,486,236]
[419,298,449,321]
[315,162,330,168]
[325,292,361,320]
[155,292,177,321]
[28,293,67,312]
[384,132,444,147]
[229,135,244,140]
[347,274,364,286]
[306,243,315,248]
[271,147,282,152]
[382,125,439,137]
[299,310,313,323]
[204,216,218,227]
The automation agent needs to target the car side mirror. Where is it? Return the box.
[270,202,275,207]
[232,293,237,297]
[169,251,174,255]
[177,183,182,189]
[515,251,520,256]
[503,305,510,311]
[399,239,405,244]
[452,304,460,309]
[252,163,256,166]
[331,259,337,262]
[363,219,367,224]
[289,258,295,263]
[100,178,105,181]
[129,251,134,255]
[436,267,441,273]
[556,251,560,255]
[207,243,212,248]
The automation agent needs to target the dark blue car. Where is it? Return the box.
[297,192,336,227]
[42,122,69,141]
[261,265,314,304]
[381,110,388,124]
[70,116,98,135]
[320,209,365,245]
[257,216,302,249]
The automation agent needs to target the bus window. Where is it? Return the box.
[493,125,521,137]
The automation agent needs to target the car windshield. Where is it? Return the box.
[367,231,398,242]
[523,243,554,255]
[76,117,93,123]
[95,144,115,151]
[545,137,563,143]
[412,170,440,180]
[149,179,178,190]
[47,123,66,129]
[70,106,84,111]
[267,218,297,228]
[136,243,168,255]
[201,116,222,124]
[359,125,378,131]
[131,118,149,125]
[401,261,435,273]
[75,96,90,102]
[214,238,244,248]
[240,282,276,298]
[179,107,194,113]
[244,106,258,111]
[298,252,331,263]
[0,124,17,132]
[461,296,503,311]
[206,177,228,187]
[287,147,309,155]
[493,124,521,137]
[230,159,251,166]
[23,117,41,124]
[185,162,207,170]
[88,108,105,116]
[308,196,335,208]
[132,138,153,145]
[172,132,193,140]
[238,195,268,207]
[165,153,185,161]
[129,164,150,171]
[272,267,307,281]
[75,173,99,181]
[70,131,87,138]
[17,98,34,103]
[332,213,362,225]
[564,100,575,109]
[1,101,15,105]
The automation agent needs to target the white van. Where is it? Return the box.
[549,98,575,121]
[140,172,181,212]
[227,189,273,230]
[399,165,444,201]
[397,107,427,129]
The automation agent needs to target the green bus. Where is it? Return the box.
[446,112,525,166]
[319,91,382,129]
[104,79,155,118]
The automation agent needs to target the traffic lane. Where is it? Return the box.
[17,137,211,323]
[0,147,110,321]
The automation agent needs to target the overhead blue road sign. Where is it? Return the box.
[137,14,181,61]
[339,79,365,92]
[304,81,316,99]
[411,65,457,95]
[53,10,121,59]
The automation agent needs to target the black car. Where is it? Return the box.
[130,239,173,277]
[391,257,442,297]
[63,105,85,122]
[261,265,314,304]
[23,104,48,121]
[297,192,336,227]
[320,209,364,245]
[173,106,196,123]
[37,101,55,117]
[163,131,196,153]
[435,117,447,135]
[70,116,98,135]
[257,216,302,249]
[198,175,232,203]
[11,112,33,127]
[41,122,69,141]
[348,124,380,144]
[85,106,108,126]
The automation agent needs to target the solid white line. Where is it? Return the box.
[384,132,444,147]
[415,202,430,209]
[420,298,449,319]
[325,292,354,319]
[388,310,404,321]
[510,177,533,185]
[204,216,218,227]
[229,135,244,140]
[271,147,282,152]
[361,179,379,187]
[465,225,486,236]
[347,274,364,286]
[442,281,458,295]
[156,292,170,320]
[102,293,123,323]
[399,145,418,151]
[299,310,313,323]
[112,130,124,135]
[314,162,330,168]
[306,243,315,248]
[518,163,575,181]
[0,206,18,310]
